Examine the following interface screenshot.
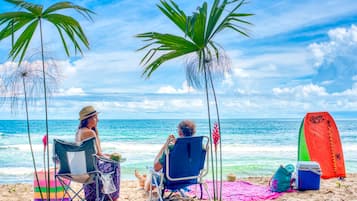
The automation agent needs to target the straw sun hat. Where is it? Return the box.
[79,105,99,120]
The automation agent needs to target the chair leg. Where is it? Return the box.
[200,183,203,199]
[149,174,164,201]
[95,175,100,201]
[57,178,84,201]
[202,182,212,201]
[161,188,165,200]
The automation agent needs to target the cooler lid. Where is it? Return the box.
[297,161,321,171]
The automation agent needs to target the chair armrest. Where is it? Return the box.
[95,154,117,163]
[147,167,164,187]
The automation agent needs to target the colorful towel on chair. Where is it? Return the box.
[189,180,283,201]
[84,159,121,201]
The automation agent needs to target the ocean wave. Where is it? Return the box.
[0,144,49,152]
[101,142,297,153]
[102,142,164,152]
[0,167,34,176]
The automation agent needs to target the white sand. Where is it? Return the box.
[1,173,356,201]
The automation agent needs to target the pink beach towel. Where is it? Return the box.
[189,180,283,201]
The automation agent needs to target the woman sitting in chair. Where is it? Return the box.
[135,120,196,191]
[76,105,105,156]
[76,105,120,201]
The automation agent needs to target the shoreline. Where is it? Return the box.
[1,173,356,201]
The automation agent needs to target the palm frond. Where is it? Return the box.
[0,12,34,40]
[9,20,38,65]
[208,0,253,41]
[44,13,90,55]
[186,2,207,47]
[4,0,43,15]
[157,0,188,33]
[137,32,199,77]
[143,50,192,78]
[0,0,93,65]
[43,1,95,21]
[206,0,225,40]
[137,32,197,50]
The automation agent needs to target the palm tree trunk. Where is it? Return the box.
[202,51,217,200]
[22,77,44,201]
[39,18,50,201]
[208,69,223,201]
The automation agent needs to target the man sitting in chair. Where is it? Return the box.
[135,120,197,191]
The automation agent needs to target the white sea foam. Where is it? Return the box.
[0,167,34,176]
[223,144,296,153]
[343,144,357,151]
[101,142,297,153]
[0,144,49,152]
[102,142,163,153]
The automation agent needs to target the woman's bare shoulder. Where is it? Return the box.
[78,128,96,140]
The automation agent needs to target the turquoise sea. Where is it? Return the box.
[0,119,356,184]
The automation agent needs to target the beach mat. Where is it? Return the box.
[189,180,283,201]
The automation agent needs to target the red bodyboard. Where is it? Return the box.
[304,112,346,179]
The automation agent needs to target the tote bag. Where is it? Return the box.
[269,164,295,192]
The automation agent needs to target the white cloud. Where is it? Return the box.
[232,50,311,79]
[328,25,357,43]
[157,81,195,94]
[332,83,357,96]
[222,72,234,87]
[308,25,357,67]
[169,99,203,109]
[127,99,165,110]
[157,86,178,94]
[272,84,328,97]
[308,24,357,92]
[235,88,260,95]
[55,88,86,96]
[72,51,141,73]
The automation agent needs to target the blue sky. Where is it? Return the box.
[1,0,357,120]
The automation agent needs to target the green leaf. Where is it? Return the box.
[157,0,187,33]
[0,13,34,40]
[4,0,43,16]
[9,20,38,65]
[136,0,253,80]
[43,1,95,21]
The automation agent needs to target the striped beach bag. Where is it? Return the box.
[33,169,70,201]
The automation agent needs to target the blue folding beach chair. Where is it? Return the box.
[149,136,211,201]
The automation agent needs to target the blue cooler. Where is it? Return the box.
[296,161,321,190]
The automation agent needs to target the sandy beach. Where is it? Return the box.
[1,173,356,201]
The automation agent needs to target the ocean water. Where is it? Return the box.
[0,119,356,184]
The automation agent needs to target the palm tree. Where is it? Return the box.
[0,54,60,201]
[136,0,253,200]
[0,1,94,200]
